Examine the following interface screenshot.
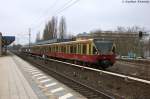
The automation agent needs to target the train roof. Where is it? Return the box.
[22,38,113,48]
[31,39,94,47]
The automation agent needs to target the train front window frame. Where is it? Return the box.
[93,40,113,54]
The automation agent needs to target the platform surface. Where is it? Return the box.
[0,55,39,99]
[0,53,86,99]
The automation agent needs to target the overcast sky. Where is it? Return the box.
[0,0,150,44]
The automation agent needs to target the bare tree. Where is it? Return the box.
[51,16,57,39]
[43,24,49,40]
[43,16,58,40]
[117,26,126,32]
[36,32,41,42]
[59,16,66,39]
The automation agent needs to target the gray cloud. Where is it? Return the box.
[0,0,149,44]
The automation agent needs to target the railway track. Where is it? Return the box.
[13,51,150,98]
[16,52,114,99]
[117,59,150,65]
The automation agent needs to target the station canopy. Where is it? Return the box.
[2,36,15,46]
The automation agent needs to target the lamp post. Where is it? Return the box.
[149,34,150,57]
[0,32,2,56]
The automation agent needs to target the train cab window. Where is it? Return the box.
[93,46,97,55]
[112,46,116,53]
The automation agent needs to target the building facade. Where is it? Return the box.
[77,31,149,58]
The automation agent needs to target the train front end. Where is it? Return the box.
[93,39,116,69]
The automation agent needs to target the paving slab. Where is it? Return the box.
[0,53,86,99]
[12,53,86,99]
[0,55,39,99]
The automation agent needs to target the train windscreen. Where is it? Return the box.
[93,39,113,54]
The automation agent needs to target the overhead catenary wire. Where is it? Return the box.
[30,0,59,29]
[55,0,80,15]
[31,0,80,31]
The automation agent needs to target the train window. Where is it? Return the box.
[60,46,62,52]
[68,45,70,53]
[61,46,62,52]
[45,47,47,52]
[44,47,46,53]
[66,45,68,53]
[78,44,81,54]
[70,45,73,53]
[50,46,52,52]
[51,46,53,52]
[64,45,66,53]
[62,46,64,53]
[77,44,78,54]
[82,44,87,55]
[55,45,57,52]
[58,45,60,52]
[54,46,56,52]
[62,46,64,52]
[73,45,75,53]
[49,46,51,52]
[75,44,77,53]
[53,46,54,52]
[52,46,54,52]
[89,44,91,55]
[80,44,82,54]
[56,46,58,52]
[59,45,61,52]
[66,45,69,53]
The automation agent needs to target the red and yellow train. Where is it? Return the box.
[21,39,116,69]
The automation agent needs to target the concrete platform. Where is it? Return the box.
[0,55,39,99]
[0,53,86,99]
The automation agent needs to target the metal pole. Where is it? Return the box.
[149,35,150,57]
[29,28,31,52]
[140,39,143,58]
[0,32,2,56]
